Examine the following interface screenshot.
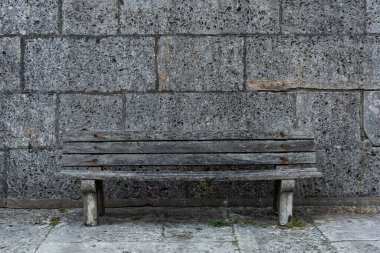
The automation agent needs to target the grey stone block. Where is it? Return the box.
[59,94,123,135]
[246,36,380,90]
[282,0,365,34]
[0,152,4,199]
[364,91,380,146]
[124,93,296,133]
[120,0,280,34]
[0,0,58,35]
[0,94,56,148]
[25,37,156,92]
[0,37,20,92]
[63,0,118,35]
[295,92,365,198]
[8,149,80,199]
[296,92,361,149]
[367,0,380,33]
[297,147,364,198]
[158,36,244,91]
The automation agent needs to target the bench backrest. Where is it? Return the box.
[60,130,316,167]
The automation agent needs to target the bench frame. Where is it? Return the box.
[58,130,322,226]
[79,169,297,226]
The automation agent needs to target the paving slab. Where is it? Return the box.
[0,209,59,253]
[36,241,240,253]
[3,207,380,253]
[313,213,380,241]
[235,226,335,253]
[332,241,380,253]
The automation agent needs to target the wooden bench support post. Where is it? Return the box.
[96,180,105,216]
[82,180,98,226]
[278,179,295,225]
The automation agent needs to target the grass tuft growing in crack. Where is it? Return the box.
[49,216,61,227]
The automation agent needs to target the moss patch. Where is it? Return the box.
[49,216,61,227]
[285,217,306,228]
[209,219,231,227]
[58,208,67,214]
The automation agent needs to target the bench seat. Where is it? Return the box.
[57,168,322,181]
[58,130,322,226]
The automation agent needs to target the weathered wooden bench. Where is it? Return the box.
[58,130,322,226]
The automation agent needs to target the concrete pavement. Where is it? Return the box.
[1,206,379,253]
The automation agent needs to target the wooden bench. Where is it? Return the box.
[58,130,322,226]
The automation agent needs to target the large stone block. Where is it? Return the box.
[0,0,58,35]
[120,0,280,34]
[364,91,380,146]
[296,92,361,149]
[356,144,380,196]
[282,0,365,34]
[246,36,380,90]
[158,36,244,91]
[125,93,296,133]
[0,152,5,199]
[0,94,56,148]
[8,149,80,199]
[0,37,20,92]
[59,94,123,135]
[367,0,380,33]
[63,0,118,35]
[25,37,156,92]
[295,92,364,198]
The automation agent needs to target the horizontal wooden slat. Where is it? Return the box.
[62,140,315,154]
[57,168,323,181]
[62,130,314,142]
[61,152,316,167]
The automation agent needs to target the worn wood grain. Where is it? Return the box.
[62,130,314,142]
[61,152,316,167]
[62,140,315,154]
[278,180,295,226]
[57,168,322,181]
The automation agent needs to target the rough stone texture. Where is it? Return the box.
[59,94,123,135]
[124,93,296,132]
[282,0,365,34]
[367,0,380,33]
[25,37,156,92]
[0,37,20,92]
[332,241,380,252]
[1,0,380,205]
[296,92,361,149]
[0,152,4,200]
[5,207,380,253]
[7,149,80,199]
[120,0,280,34]
[364,91,380,146]
[0,0,58,35]
[235,225,335,252]
[313,213,380,241]
[295,92,363,197]
[158,36,244,91]
[63,0,118,35]
[0,209,59,253]
[0,94,56,148]
[246,36,380,90]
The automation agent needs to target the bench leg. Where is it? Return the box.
[278,179,295,226]
[82,180,98,226]
[96,180,105,216]
[273,180,281,213]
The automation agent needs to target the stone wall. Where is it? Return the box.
[1,0,380,207]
